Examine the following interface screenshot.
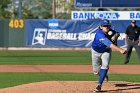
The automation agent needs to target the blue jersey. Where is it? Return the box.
[92,29,112,53]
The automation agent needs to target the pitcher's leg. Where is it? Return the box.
[91,49,101,75]
[98,51,111,85]
[101,51,111,69]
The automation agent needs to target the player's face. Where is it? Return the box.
[101,26,110,33]
[131,23,136,27]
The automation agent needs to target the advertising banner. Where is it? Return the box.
[26,19,100,48]
[72,11,140,20]
[74,0,140,8]
[25,19,130,48]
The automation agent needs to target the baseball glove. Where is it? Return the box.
[108,30,120,45]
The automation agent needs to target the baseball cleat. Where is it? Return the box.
[105,75,109,82]
[94,84,101,92]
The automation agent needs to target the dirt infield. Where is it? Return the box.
[0,65,140,74]
[0,65,140,93]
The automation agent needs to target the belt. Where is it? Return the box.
[128,37,138,41]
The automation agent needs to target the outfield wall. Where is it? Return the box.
[0,19,139,48]
[0,19,25,47]
[0,19,9,47]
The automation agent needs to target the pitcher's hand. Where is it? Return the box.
[120,49,127,54]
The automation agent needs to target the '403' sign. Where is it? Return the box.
[9,19,24,28]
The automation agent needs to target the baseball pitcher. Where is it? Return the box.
[91,20,127,92]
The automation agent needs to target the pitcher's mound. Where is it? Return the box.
[0,81,140,93]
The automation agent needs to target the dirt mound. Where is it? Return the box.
[0,81,139,93]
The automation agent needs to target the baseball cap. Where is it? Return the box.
[100,20,110,27]
[131,20,136,23]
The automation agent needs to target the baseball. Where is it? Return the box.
[108,31,113,35]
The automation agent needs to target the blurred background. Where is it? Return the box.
[1,0,140,19]
[0,0,140,48]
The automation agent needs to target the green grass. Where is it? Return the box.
[0,51,139,65]
[0,51,138,89]
[112,51,139,64]
[0,72,139,88]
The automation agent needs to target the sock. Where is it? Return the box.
[98,69,108,85]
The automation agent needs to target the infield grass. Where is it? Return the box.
[0,50,139,65]
[0,73,139,88]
